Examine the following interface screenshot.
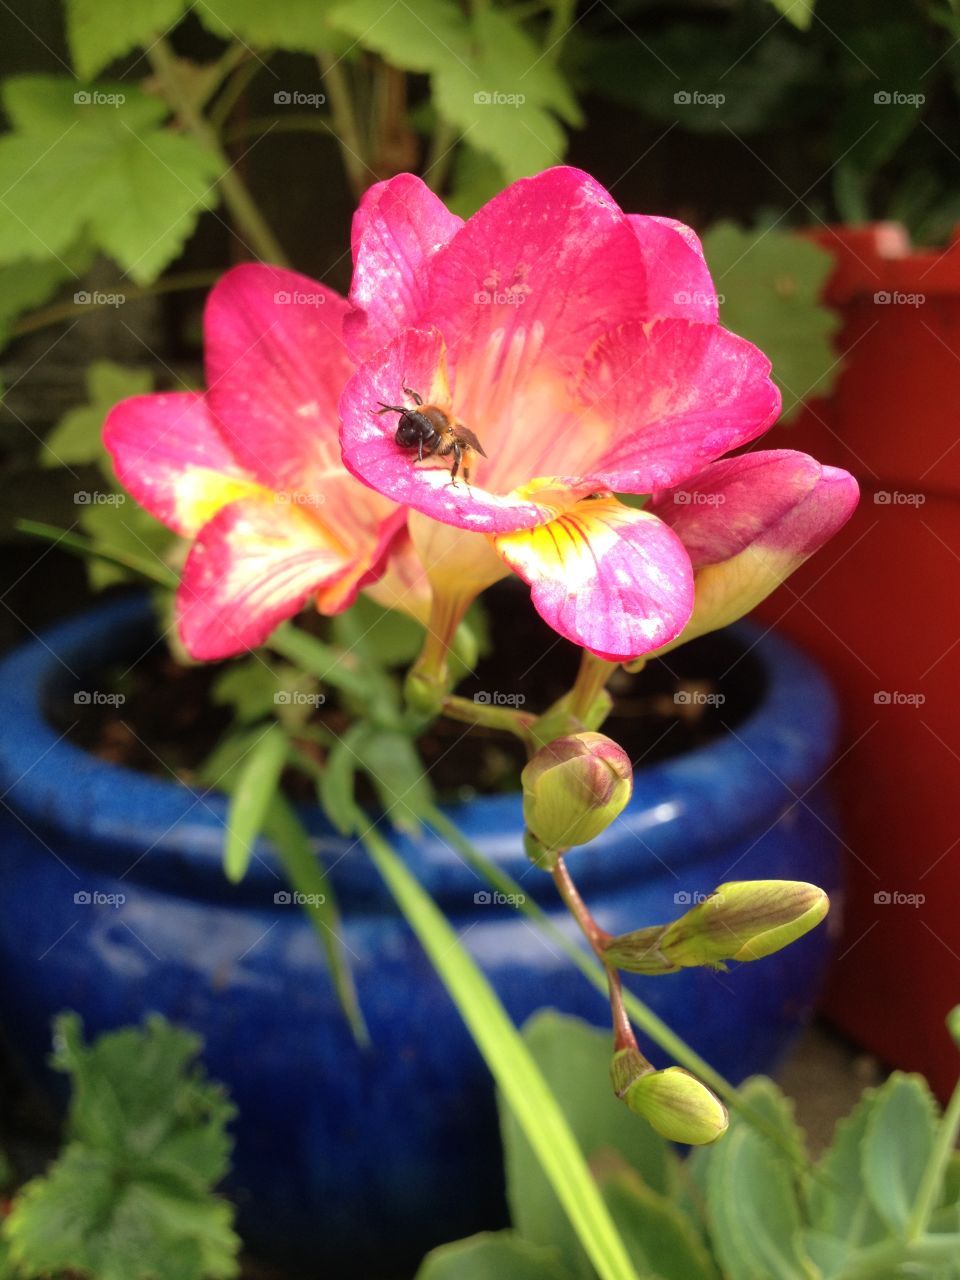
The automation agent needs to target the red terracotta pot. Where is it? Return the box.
[754,223,960,1100]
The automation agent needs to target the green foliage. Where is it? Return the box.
[42,361,153,468]
[196,0,345,53]
[417,1232,570,1280]
[223,724,289,882]
[423,1014,960,1280]
[702,222,840,420]
[3,1013,239,1280]
[327,0,578,180]
[0,77,221,284]
[65,0,190,80]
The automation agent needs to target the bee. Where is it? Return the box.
[375,387,486,486]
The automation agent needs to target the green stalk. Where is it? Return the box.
[317,53,371,199]
[906,1072,960,1240]
[361,821,639,1280]
[148,37,291,266]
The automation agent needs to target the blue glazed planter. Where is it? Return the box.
[0,595,840,1270]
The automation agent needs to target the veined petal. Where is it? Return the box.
[650,462,860,654]
[345,173,463,361]
[579,319,782,492]
[648,450,825,568]
[423,168,665,389]
[493,495,694,661]
[177,495,357,660]
[338,326,584,532]
[103,392,265,536]
[629,214,719,324]
[204,263,353,494]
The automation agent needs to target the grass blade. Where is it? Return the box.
[223,726,288,883]
[362,823,638,1280]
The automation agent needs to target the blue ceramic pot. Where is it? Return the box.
[0,595,840,1270]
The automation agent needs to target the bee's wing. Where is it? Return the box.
[455,425,487,457]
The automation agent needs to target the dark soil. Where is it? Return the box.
[56,582,767,801]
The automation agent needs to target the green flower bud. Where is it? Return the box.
[612,1052,728,1145]
[604,880,829,973]
[521,732,632,862]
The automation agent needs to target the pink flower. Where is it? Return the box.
[645,449,860,653]
[338,168,788,662]
[103,265,406,660]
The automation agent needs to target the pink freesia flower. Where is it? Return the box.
[645,449,860,653]
[104,265,406,660]
[338,167,788,662]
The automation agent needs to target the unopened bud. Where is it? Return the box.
[521,732,632,862]
[604,880,828,973]
[612,1052,728,1145]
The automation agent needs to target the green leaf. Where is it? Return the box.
[704,1118,815,1279]
[15,518,178,588]
[731,1076,809,1178]
[223,725,289,882]
[602,1168,719,1280]
[361,828,639,1280]
[331,595,426,669]
[263,794,368,1045]
[210,658,285,726]
[79,496,176,590]
[0,77,222,284]
[5,1013,239,1280]
[42,360,154,468]
[329,0,579,179]
[808,1086,889,1251]
[502,1011,674,1278]
[862,1072,939,1236]
[766,0,815,30]
[417,1231,573,1280]
[354,727,433,833]
[447,145,509,218]
[702,221,841,421]
[318,727,364,837]
[65,0,190,80]
[197,0,345,52]
[0,251,90,349]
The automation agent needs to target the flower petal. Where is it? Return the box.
[579,319,782,493]
[629,214,719,324]
[338,325,583,532]
[344,173,463,361]
[649,460,860,654]
[177,495,358,660]
[648,450,825,567]
[423,168,666,386]
[493,496,695,660]
[103,392,264,536]
[204,263,353,494]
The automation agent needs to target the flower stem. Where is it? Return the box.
[567,648,617,724]
[907,1071,960,1240]
[12,269,222,337]
[147,37,291,267]
[552,855,611,953]
[441,693,537,741]
[317,52,371,199]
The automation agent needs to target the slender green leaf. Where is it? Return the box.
[416,1231,572,1280]
[862,1073,938,1235]
[318,726,364,836]
[502,1011,674,1277]
[223,726,288,883]
[264,795,367,1045]
[361,826,639,1280]
[15,518,178,587]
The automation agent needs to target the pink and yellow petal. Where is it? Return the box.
[494,495,695,661]
[579,319,782,493]
[648,450,825,568]
[204,263,353,494]
[176,495,356,660]
[650,462,859,653]
[339,326,566,533]
[103,392,265,537]
[345,174,463,361]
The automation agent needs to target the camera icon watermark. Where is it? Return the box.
[673,890,712,906]
[873,291,925,307]
[273,89,325,108]
[73,90,125,107]
[473,890,525,906]
[273,690,326,707]
[273,289,326,306]
[874,490,926,506]
[473,690,526,707]
[874,90,924,107]
[74,490,126,505]
[274,491,325,507]
[674,90,725,108]
[873,690,925,707]
[473,90,526,107]
[874,889,925,907]
[673,490,725,506]
[274,890,326,906]
[675,689,725,707]
[74,290,125,308]
[74,889,125,907]
[73,690,126,707]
